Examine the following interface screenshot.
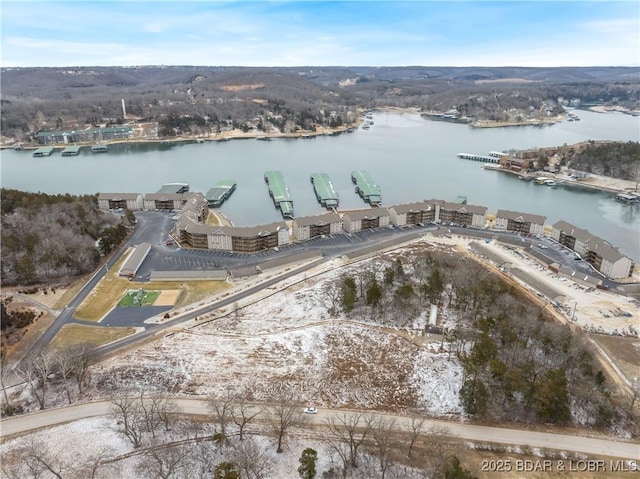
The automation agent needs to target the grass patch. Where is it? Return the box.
[592,334,640,384]
[74,249,232,321]
[50,324,136,349]
[117,290,161,307]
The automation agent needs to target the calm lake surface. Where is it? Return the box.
[2,109,639,260]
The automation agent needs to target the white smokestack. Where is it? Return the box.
[121,99,126,117]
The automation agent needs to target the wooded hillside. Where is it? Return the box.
[2,66,638,141]
[0,189,128,285]
[565,141,640,182]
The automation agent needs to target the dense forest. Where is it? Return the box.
[0,189,130,285]
[1,66,638,141]
[330,249,637,434]
[565,141,640,182]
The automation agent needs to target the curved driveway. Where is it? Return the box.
[1,400,638,460]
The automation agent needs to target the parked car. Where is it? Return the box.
[304,407,318,414]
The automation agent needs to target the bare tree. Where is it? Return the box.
[110,396,146,448]
[370,417,397,479]
[139,395,177,438]
[231,392,263,441]
[0,353,16,414]
[269,394,304,453]
[24,439,65,479]
[78,447,118,479]
[53,348,75,404]
[406,416,426,460]
[325,412,374,469]
[230,437,272,479]
[321,281,342,316]
[15,351,53,410]
[209,389,236,442]
[137,444,189,479]
[68,343,93,396]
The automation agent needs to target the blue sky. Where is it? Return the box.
[1,1,638,67]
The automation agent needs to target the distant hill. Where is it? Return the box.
[2,66,639,141]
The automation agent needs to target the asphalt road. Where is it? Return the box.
[1,400,638,460]
[18,212,634,365]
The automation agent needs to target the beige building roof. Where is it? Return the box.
[496,209,546,224]
[343,208,389,220]
[98,193,142,200]
[294,213,342,227]
[389,201,434,214]
[441,202,488,215]
[145,193,184,201]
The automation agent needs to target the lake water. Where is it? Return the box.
[1,109,639,261]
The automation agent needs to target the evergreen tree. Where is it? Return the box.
[298,447,318,479]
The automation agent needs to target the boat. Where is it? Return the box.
[256,136,271,141]
[543,179,557,187]
[362,124,370,130]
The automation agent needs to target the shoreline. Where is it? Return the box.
[484,165,639,196]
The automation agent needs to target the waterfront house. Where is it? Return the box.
[500,156,530,172]
[98,193,144,211]
[293,213,342,241]
[551,220,634,279]
[342,208,389,233]
[494,209,546,236]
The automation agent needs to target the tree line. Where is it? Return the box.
[0,189,130,285]
[2,66,639,141]
[564,141,640,182]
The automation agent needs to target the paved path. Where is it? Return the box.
[1,400,638,460]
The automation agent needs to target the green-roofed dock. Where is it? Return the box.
[32,146,55,157]
[311,173,339,209]
[206,180,237,207]
[61,145,82,156]
[264,171,294,218]
[157,183,190,194]
[351,170,382,206]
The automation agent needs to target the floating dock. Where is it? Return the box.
[32,146,55,157]
[91,144,108,154]
[157,183,190,194]
[264,171,294,218]
[60,145,81,156]
[457,152,500,163]
[206,180,237,207]
[311,173,339,209]
[351,170,381,205]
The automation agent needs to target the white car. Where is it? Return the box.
[304,407,318,414]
